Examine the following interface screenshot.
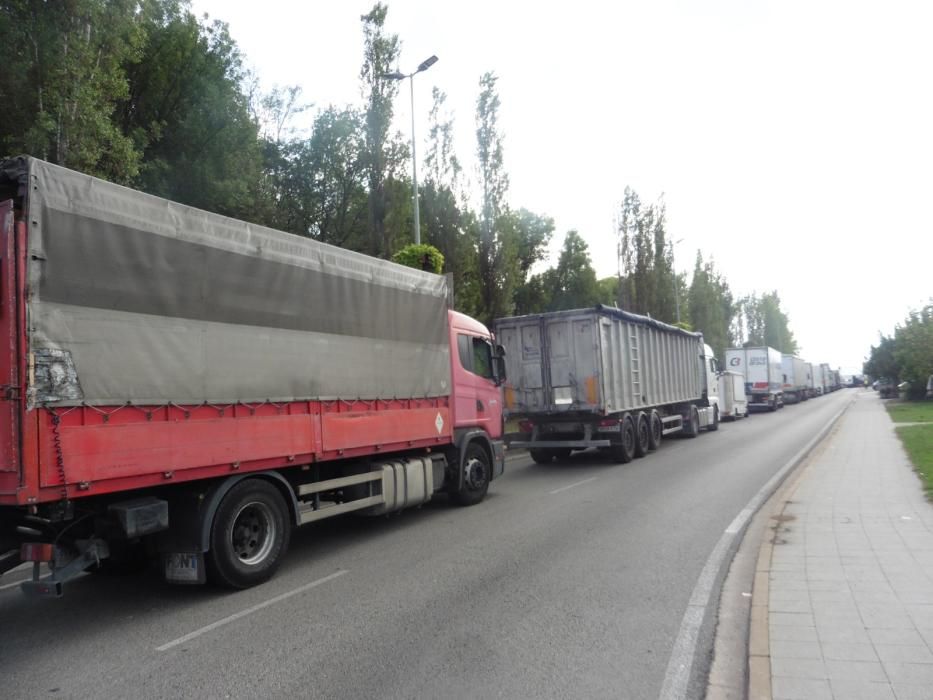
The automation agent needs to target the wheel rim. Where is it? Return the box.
[231,501,277,566]
[464,456,487,490]
[623,421,635,453]
[637,419,649,447]
[651,415,662,443]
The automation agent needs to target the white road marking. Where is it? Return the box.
[549,477,598,495]
[0,577,29,592]
[658,400,852,700]
[156,569,348,652]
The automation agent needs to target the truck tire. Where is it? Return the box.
[206,479,291,589]
[452,443,490,506]
[648,411,662,451]
[683,406,700,438]
[530,448,555,464]
[634,412,650,457]
[612,415,636,463]
[708,406,719,432]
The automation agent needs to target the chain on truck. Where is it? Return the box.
[0,157,507,597]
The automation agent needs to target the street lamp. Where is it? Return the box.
[381,55,438,246]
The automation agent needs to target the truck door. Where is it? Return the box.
[453,332,502,438]
[0,201,21,489]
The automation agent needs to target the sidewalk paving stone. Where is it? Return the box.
[757,391,933,699]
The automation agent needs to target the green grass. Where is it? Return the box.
[896,424,933,498]
[886,400,933,424]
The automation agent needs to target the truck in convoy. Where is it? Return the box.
[781,354,810,403]
[820,364,838,392]
[493,306,721,464]
[725,346,784,411]
[808,362,824,397]
[719,370,749,420]
[0,157,506,596]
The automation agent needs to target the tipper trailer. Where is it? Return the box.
[0,157,506,597]
[725,346,784,411]
[494,306,720,464]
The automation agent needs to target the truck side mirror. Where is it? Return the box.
[492,346,507,386]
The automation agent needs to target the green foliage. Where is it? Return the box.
[895,424,933,498]
[893,304,933,400]
[739,291,798,353]
[475,71,515,324]
[688,252,736,361]
[392,243,444,273]
[0,0,144,181]
[869,303,933,400]
[359,3,401,259]
[616,187,676,321]
[864,333,899,384]
[887,402,933,423]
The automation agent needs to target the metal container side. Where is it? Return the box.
[496,307,704,417]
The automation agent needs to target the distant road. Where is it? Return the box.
[0,390,855,699]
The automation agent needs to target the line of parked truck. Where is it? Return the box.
[0,157,843,597]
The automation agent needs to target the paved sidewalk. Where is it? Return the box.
[751,391,933,700]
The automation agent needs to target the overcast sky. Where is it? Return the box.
[192,0,931,375]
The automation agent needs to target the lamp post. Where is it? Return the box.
[381,55,438,246]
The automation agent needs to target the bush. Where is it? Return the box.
[392,243,445,274]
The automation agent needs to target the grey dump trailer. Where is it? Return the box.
[493,305,720,464]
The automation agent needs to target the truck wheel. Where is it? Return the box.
[768,398,777,412]
[612,415,636,463]
[452,443,490,506]
[708,406,720,432]
[683,406,700,438]
[206,479,291,589]
[634,412,650,457]
[648,411,662,451]
[529,448,554,464]
[553,448,572,461]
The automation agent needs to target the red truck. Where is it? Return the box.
[0,157,506,596]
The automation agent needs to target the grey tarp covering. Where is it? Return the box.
[7,158,451,406]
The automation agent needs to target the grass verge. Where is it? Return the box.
[896,424,933,498]
[886,400,933,424]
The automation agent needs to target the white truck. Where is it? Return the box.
[494,306,721,464]
[781,354,811,403]
[719,370,749,420]
[808,362,823,397]
[725,346,784,411]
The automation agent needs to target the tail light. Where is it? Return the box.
[598,418,619,427]
[518,420,534,433]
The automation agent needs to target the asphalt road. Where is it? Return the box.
[0,390,854,699]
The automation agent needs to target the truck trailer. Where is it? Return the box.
[719,370,749,420]
[808,362,823,397]
[781,354,810,403]
[0,157,506,596]
[725,346,784,411]
[493,306,720,464]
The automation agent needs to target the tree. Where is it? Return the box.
[550,231,601,311]
[392,243,444,273]
[359,3,401,258]
[864,333,899,383]
[892,303,933,399]
[687,251,736,360]
[0,0,144,181]
[616,187,676,321]
[120,5,264,218]
[475,71,514,324]
[739,291,797,353]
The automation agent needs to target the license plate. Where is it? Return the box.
[164,553,205,584]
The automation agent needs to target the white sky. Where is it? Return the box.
[192,0,931,375]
